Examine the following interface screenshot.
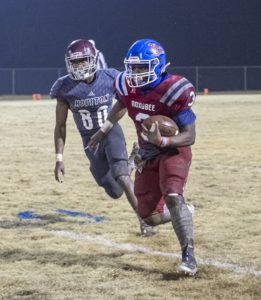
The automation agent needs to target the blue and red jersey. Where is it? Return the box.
[115,72,197,159]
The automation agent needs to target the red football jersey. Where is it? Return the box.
[115,72,196,157]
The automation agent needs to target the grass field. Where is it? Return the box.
[0,94,260,300]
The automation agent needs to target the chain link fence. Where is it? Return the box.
[0,66,260,95]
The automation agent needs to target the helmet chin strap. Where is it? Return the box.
[161,62,171,73]
[141,76,161,90]
[142,62,171,89]
[141,68,170,91]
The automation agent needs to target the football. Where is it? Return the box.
[142,115,179,137]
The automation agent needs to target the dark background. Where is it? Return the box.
[0,0,260,69]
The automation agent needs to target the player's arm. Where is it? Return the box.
[107,100,127,123]
[142,80,197,148]
[159,83,196,147]
[169,121,195,147]
[141,120,195,148]
[88,101,127,150]
[54,100,69,182]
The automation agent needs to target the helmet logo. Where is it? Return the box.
[148,43,164,55]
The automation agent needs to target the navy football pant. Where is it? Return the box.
[83,123,129,199]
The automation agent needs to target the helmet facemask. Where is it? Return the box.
[66,53,98,80]
[124,57,160,88]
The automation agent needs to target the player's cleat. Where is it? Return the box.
[178,244,198,276]
[139,218,156,237]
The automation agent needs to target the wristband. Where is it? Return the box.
[56,153,63,162]
[159,137,171,147]
[100,120,113,134]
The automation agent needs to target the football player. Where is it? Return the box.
[50,39,154,237]
[88,39,198,275]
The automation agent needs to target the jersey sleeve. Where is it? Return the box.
[173,108,196,128]
[50,78,64,100]
[103,68,120,81]
[161,77,196,118]
[160,76,197,127]
[171,79,196,127]
[114,72,128,107]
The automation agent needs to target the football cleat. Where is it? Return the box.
[139,218,156,237]
[178,244,198,276]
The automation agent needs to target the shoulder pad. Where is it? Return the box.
[101,68,120,80]
[50,78,64,99]
[160,77,194,107]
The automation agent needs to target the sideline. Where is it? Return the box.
[49,229,261,277]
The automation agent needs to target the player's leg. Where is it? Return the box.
[105,124,154,236]
[128,142,172,226]
[116,173,155,237]
[84,138,124,199]
[96,169,124,199]
[134,156,172,226]
[105,124,137,208]
[160,148,197,275]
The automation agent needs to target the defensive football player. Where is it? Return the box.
[50,39,154,237]
[89,39,198,275]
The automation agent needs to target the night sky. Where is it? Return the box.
[0,0,260,68]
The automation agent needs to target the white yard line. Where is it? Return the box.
[49,229,261,276]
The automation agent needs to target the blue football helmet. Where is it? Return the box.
[124,39,166,88]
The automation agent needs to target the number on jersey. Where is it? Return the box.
[79,105,108,130]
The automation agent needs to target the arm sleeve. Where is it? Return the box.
[173,108,196,128]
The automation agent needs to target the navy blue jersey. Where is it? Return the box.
[50,68,119,137]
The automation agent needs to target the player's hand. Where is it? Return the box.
[54,161,65,183]
[141,121,162,146]
[88,130,104,151]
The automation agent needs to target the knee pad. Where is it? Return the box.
[116,174,130,186]
[165,193,185,209]
[110,160,129,179]
[99,170,124,199]
[104,183,123,199]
